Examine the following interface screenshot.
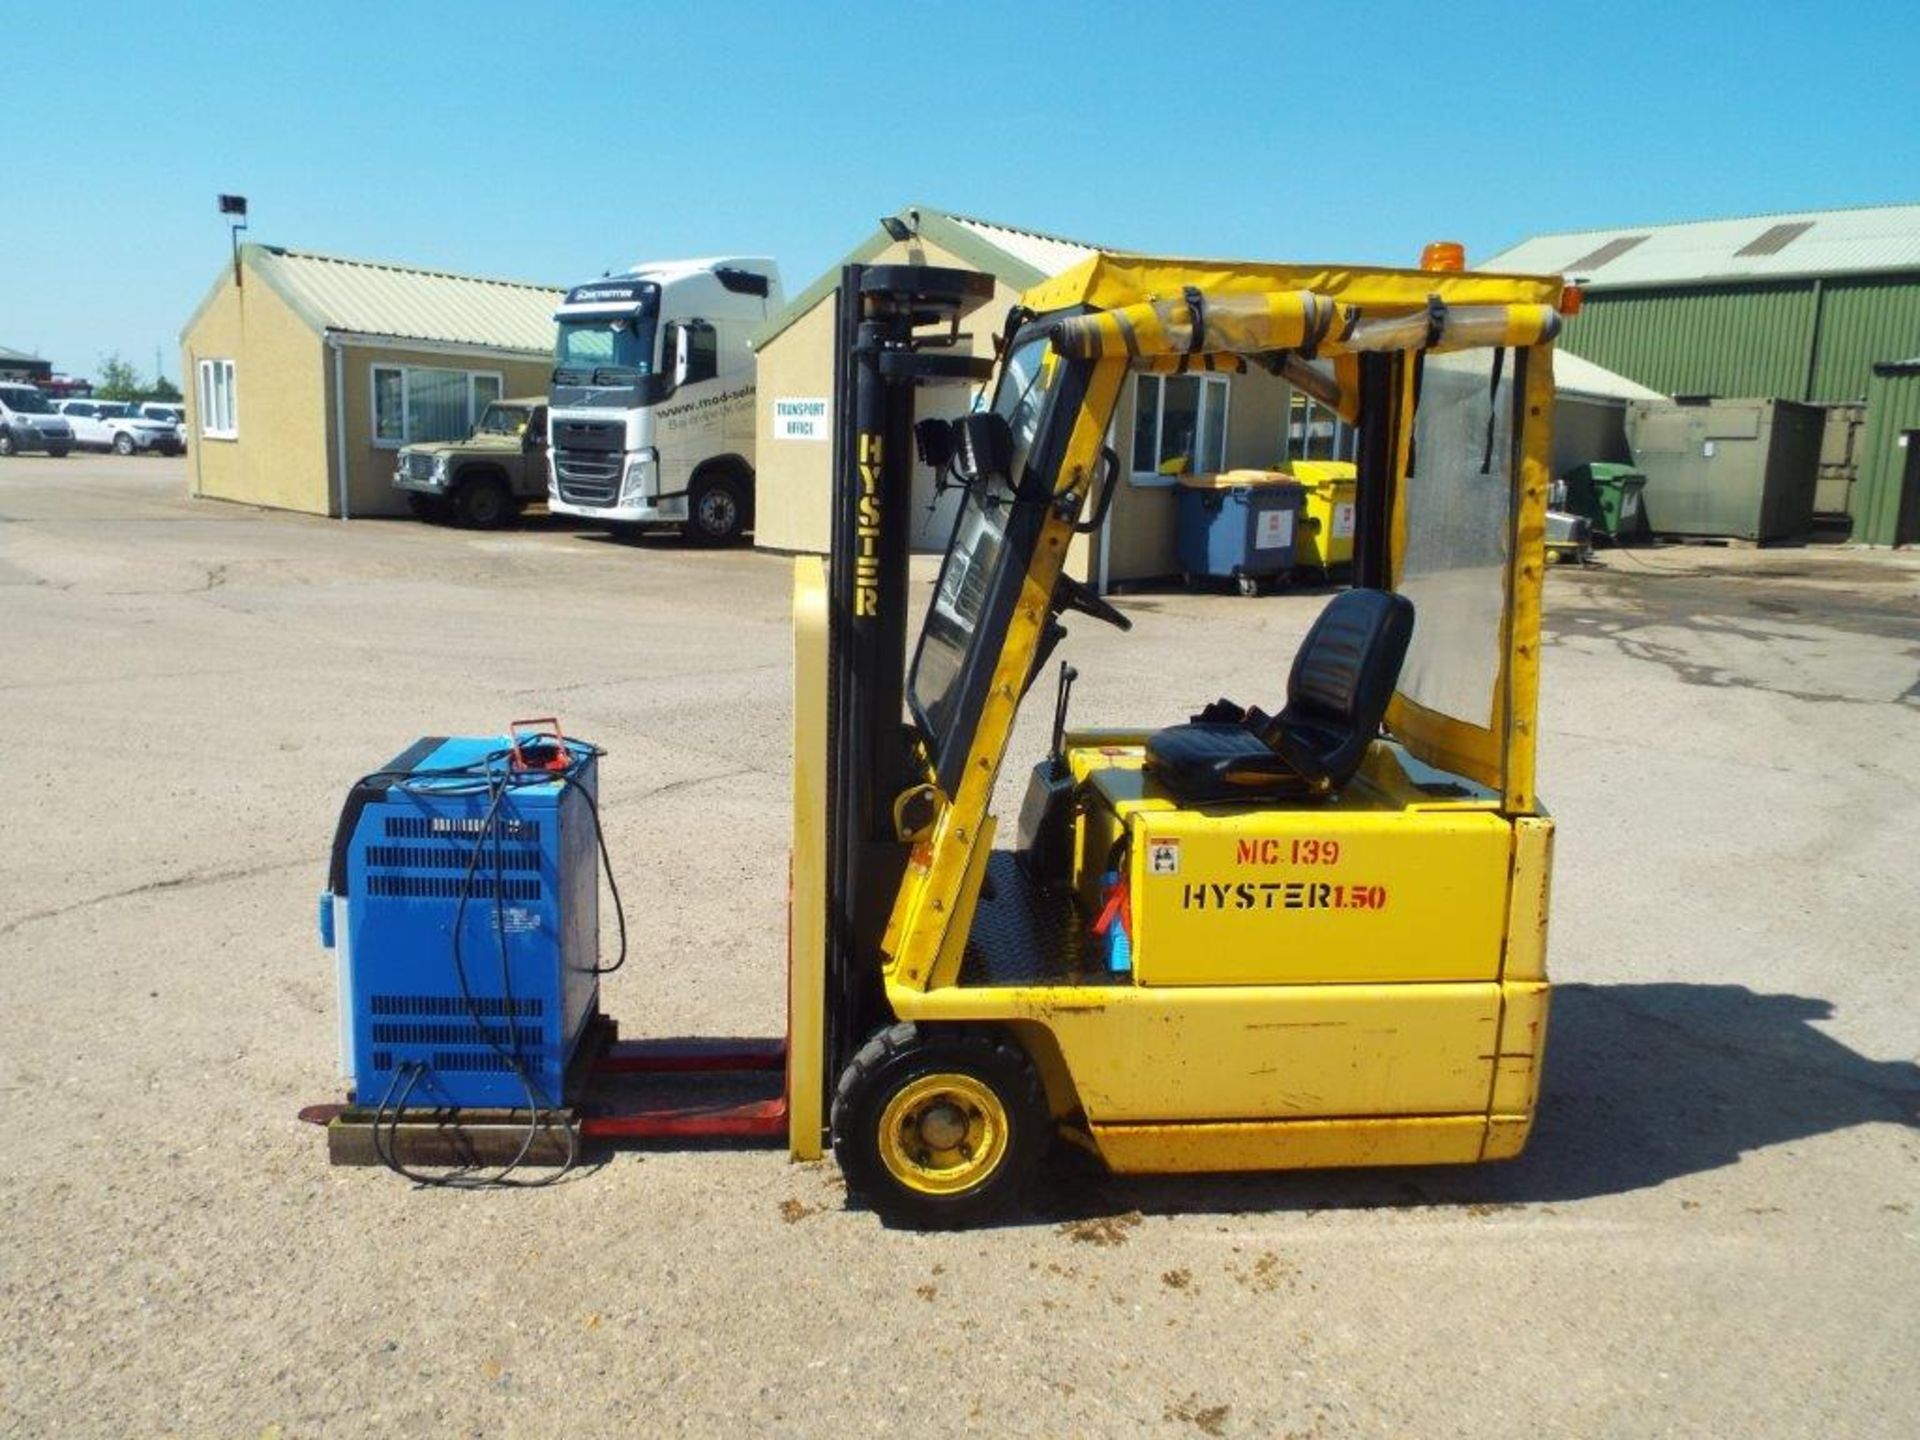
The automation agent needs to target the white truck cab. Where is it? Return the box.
[546,256,781,544]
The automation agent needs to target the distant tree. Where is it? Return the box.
[146,376,182,403]
[95,352,142,401]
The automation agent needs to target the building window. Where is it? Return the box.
[1130,374,1229,484]
[197,358,237,439]
[370,364,505,447]
[1285,392,1358,463]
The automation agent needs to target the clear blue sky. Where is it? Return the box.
[8,0,1917,383]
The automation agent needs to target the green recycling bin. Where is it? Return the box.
[1561,462,1650,543]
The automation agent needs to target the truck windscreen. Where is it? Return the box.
[555,317,656,377]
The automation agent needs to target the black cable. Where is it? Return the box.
[556,768,627,975]
[438,774,574,1186]
[368,1059,409,1176]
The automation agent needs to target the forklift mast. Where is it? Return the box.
[823,264,995,1082]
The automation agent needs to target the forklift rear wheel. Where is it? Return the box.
[832,1023,1048,1229]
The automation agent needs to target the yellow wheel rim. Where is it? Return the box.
[876,1073,1010,1196]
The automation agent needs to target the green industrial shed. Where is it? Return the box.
[1484,204,1920,544]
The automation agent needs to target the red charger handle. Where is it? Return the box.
[508,717,570,772]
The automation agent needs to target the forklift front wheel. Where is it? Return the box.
[832,1023,1048,1230]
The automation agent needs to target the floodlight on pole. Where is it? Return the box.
[219,194,250,287]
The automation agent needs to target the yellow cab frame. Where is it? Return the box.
[786,251,1568,1227]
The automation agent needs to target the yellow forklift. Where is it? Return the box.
[315,247,1571,1228]
[780,248,1570,1225]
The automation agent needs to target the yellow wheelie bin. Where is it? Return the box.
[1289,460,1358,576]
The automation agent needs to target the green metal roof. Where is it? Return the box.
[751,205,1100,351]
[1483,203,1920,290]
[184,244,564,355]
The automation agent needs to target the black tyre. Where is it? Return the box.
[0,431,15,457]
[113,432,135,456]
[49,447,69,458]
[686,470,748,546]
[832,1023,1049,1230]
[1236,573,1262,598]
[451,474,513,529]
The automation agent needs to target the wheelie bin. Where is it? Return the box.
[1561,462,1650,543]
[1177,471,1305,596]
[1288,460,1358,575]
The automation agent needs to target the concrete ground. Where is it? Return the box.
[2,454,1915,1439]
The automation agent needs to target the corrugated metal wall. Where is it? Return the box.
[1561,274,1920,404]
[1561,283,1817,398]
[1855,368,1920,545]
[1809,279,1920,401]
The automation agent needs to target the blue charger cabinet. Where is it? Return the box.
[320,737,601,1110]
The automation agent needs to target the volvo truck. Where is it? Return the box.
[546,257,782,545]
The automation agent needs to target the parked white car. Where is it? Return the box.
[0,382,75,456]
[53,399,183,456]
[130,402,188,449]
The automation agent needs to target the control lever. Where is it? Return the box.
[1053,573,1132,632]
[1047,663,1079,775]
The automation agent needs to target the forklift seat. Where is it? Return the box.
[1145,588,1415,803]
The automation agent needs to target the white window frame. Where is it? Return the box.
[1128,372,1231,487]
[1284,391,1359,464]
[197,357,237,440]
[369,363,505,449]
[469,372,503,416]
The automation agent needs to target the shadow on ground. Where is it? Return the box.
[1024,982,1919,1225]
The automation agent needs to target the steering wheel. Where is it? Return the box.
[1054,573,1132,632]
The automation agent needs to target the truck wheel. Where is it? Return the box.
[832,1023,1049,1230]
[452,475,513,529]
[687,471,748,546]
[0,432,15,457]
[113,432,135,456]
[49,447,69,458]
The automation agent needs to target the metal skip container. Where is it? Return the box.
[1624,398,1823,542]
[1177,470,1305,596]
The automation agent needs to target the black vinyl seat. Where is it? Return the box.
[1145,588,1415,803]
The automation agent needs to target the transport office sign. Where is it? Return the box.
[774,397,829,441]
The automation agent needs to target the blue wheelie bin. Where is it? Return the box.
[1177,470,1305,596]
